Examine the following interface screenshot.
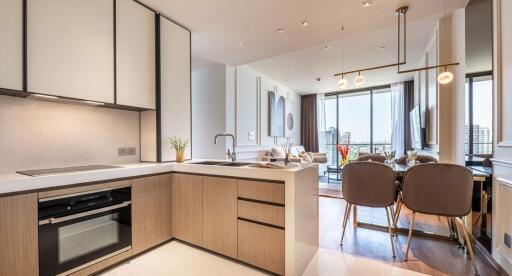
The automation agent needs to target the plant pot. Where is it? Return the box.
[176,151,185,162]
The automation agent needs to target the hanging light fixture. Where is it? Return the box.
[438,66,454,84]
[354,72,366,86]
[337,26,348,89]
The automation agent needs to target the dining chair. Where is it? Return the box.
[400,163,478,275]
[394,155,438,225]
[396,155,438,165]
[356,154,386,163]
[340,161,397,259]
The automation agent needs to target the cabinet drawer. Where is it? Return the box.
[237,219,285,275]
[238,200,285,228]
[237,180,284,205]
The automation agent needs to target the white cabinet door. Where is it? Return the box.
[27,0,114,103]
[160,17,191,161]
[0,0,23,90]
[116,0,155,109]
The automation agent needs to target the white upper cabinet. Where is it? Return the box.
[116,0,156,109]
[27,0,114,103]
[0,0,23,90]
[160,16,191,161]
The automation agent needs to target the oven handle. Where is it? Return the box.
[38,201,131,226]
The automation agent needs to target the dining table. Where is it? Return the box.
[351,162,491,242]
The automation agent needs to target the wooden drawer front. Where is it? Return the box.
[237,180,284,204]
[38,180,131,199]
[238,219,285,275]
[238,200,285,228]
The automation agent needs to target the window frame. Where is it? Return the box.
[466,71,493,156]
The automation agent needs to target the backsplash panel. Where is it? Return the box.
[0,95,140,174]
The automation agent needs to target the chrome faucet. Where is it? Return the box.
[214,133,236,162]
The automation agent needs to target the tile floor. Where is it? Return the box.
[100,241,427,276]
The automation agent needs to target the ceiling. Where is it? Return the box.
[141,0,466,65]
[249,16,440,94]
[140,0,467,93]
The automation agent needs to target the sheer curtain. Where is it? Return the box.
[391,83,405,155]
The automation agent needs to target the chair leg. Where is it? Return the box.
[394,193,403,227]
[340,203,352,246]
[405,212,416,261]
[457,217,479,275]
[385,207,397,259]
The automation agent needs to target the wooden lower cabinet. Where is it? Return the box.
[132,174,173,254]
[238,219,285,275]
[202,176,238,258]
[0,193,39,276]
[173,173,203,246]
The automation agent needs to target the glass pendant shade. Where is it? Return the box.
[337,78,348,89]
[438,71,454,84]
[353,75,366,86]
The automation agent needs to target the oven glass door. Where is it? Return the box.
[39,204,131,276]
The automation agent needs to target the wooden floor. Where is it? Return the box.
[319,196,502,276]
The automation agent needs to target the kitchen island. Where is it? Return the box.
[0,161,319,276]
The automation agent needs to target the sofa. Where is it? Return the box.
[261,145,328,163]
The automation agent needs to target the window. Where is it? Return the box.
[465,73,493,156]
[322,86,393,166]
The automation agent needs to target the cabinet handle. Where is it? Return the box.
[38,201,131,225]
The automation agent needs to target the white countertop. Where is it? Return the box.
[0,160,317,197]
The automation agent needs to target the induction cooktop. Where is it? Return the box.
[17,165,122,177]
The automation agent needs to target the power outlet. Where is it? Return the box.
[118,147,136,156]
[505,233,511,248]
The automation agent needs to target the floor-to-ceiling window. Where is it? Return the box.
[465,72,493,156]
[323,85,393,167]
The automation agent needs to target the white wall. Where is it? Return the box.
[228,65,301,160]
[0,95,140,174]
[191,58,227,159]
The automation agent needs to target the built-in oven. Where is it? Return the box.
[38,187,132,276]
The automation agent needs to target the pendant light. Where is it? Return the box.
[354,72,366,86]
[337,26,348,89]
[438,66,454,84]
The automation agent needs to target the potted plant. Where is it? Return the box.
[168,136,189,162]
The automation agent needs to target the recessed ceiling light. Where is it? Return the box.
[276,28,285,34]
[299,20,309,26]
[239,41,247,47]
[324,45,331,50]
[362,0,372,8]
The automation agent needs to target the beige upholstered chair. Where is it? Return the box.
[356,154,386,163]
[399,163,478,275]
[396,155,438,165]
[340,161,397,259]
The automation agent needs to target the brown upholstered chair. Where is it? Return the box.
[399,163,478,275]
[396,155,438,165]
[340,161,397,258]
[356,153,386,163]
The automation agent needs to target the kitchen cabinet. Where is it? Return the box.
[159,16,191,161]
[0,193,39,276]
[238,219,285,275]
[0,0,23,91]
[115,0,155,109]
[132,174,173,254]
[202,176,237,258]
[173,173,203,246]
[27,0,114,103]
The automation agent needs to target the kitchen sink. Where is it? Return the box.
[189,161,254,167]
[189,161,229,166]
[216,162,254,167]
